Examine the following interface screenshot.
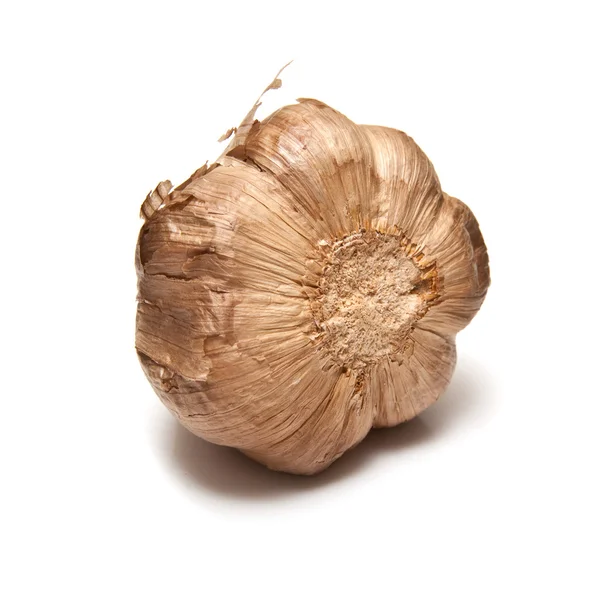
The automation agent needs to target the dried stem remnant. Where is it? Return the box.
[135,86,490,475]
[311,231,438,371]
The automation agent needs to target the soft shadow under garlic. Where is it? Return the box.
[156,358,491,499]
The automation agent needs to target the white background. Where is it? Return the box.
[1,1,599,598]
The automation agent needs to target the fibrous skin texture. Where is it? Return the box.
[135,97,490,475]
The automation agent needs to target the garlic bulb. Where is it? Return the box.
[135,79,490,475]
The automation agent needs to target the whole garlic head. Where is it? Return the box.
[135,95,490,475]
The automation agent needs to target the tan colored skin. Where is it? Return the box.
[135,98,490,475]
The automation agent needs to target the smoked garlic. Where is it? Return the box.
[135,84,490,475]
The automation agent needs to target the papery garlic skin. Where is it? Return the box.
[135,98,489,475]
